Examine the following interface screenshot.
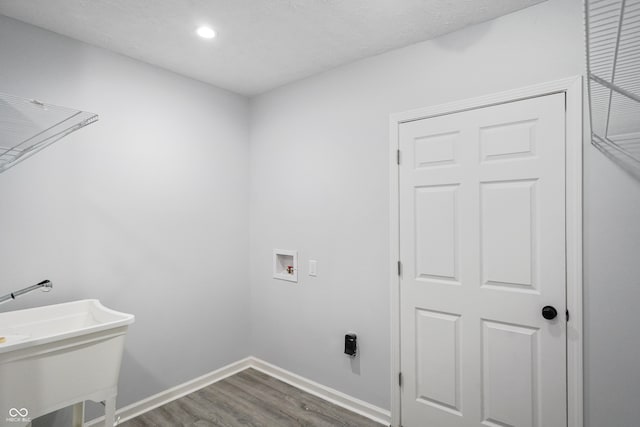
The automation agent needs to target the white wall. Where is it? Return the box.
[0,14,251,422]
[2,1,640,426]
[584,149,640,427]
[250,2,640,425]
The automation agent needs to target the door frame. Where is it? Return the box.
[389,76,583,427]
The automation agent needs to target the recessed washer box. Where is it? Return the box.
[273,249,298,282]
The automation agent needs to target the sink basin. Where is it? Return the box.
[0,299,133,353]
[0,299,134,426]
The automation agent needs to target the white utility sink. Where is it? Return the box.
[0,300,134,426]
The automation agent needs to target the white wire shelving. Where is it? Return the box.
[586,0,640,175]
[0,92,98,174]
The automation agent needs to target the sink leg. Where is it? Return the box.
[104,397,116,427]
[72,402,85,427]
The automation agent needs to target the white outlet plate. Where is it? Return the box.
[309,260,317,276]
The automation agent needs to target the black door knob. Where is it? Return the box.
[542,306,558,320]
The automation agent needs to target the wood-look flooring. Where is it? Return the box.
[119,368,385,427]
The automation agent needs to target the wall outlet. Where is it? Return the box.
[344,333,357,356]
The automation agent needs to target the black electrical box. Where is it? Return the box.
[344,333,357,357]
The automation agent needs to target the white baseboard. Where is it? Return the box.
[86,356,391,426]
[86,357,252,426]
[249,357,391,426]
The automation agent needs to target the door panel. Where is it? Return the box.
[415,185,459,283]
[399,93,566,427]
[481,180,537,290]
[482,320,538,427]
[415,308,462,414]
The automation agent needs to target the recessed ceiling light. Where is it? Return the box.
[196,26,216,39]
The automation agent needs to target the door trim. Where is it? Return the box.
[389,76,583,427]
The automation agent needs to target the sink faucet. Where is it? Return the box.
[0,280,53,305]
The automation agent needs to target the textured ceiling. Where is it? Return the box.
[0,0,545,95]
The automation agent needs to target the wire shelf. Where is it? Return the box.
[586,0,640,175]
[0,92,98,174]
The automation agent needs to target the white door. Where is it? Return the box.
[399,93,566,427]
